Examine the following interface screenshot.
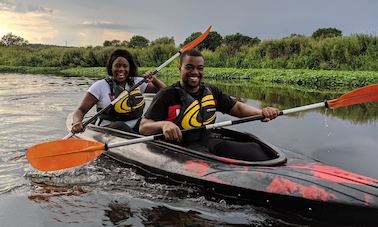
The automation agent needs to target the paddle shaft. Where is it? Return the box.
[106,101,328,149]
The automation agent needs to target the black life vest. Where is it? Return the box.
[167,84,217,130]
[98,77,145,121]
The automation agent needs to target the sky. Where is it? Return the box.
[0,0,377,47]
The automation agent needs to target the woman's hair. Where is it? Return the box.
[106,49,138,86]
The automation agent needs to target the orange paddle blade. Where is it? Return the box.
[27,138,105,171]
[180,25,211,52]
[328,84,378,108]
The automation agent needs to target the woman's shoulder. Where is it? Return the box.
[90,78,108,87]
[88,79,109,94]
[92,79,108,86]
[132,76,145,83]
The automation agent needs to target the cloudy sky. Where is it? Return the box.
[1,0,377,47]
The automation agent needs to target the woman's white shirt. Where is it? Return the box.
[88,77,148,128]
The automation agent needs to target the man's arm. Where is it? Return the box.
[229,101,279,121]
[139,118,182,141]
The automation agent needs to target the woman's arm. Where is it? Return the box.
[144,72,166,93]
[71,92,98,133]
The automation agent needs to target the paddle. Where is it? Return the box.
[27,83,378,171]
[63,25,212,139]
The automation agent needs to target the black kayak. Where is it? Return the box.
[66,114,378,226]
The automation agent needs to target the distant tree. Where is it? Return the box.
[223,33,260,48]
[182,32,201,48]
[120,40,128,46]
[288,33,305,38]
[127,35,149,48]
[204,31,223,51]
[0,33,28,46]
[103,39,129,47]
[103,40,112,47]
[312,28,342,39]
[182,31,222,51]
[150,36,175,46]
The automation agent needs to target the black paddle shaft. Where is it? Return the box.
[149,112,284,141]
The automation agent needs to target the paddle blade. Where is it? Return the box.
[180,25,212,52]
[328,84,378,109]
[27,138,105,171]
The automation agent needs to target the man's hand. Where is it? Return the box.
[162,121,182,142]
[261,107,280,122]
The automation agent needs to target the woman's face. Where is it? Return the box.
[112,57,130,84]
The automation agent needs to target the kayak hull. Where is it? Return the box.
[66,114,378,225]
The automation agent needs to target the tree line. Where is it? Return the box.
[1,27,378,71]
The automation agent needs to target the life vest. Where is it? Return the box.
[98,77,145,121]
[167,84,217,130]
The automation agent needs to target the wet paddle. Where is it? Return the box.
[27,83,378,171]
[63,25,212,139]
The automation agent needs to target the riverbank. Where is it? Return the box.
[1,65,378,89]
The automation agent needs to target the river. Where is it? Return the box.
[0,73,377,226]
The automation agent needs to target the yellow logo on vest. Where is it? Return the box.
[181,95,216,129]
[114,89,145,113]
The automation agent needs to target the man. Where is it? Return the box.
[139,49,279,161]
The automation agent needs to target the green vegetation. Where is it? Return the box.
[2,65,377,90]
[1,28,378,89]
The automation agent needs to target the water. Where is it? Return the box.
[0,73,377,226]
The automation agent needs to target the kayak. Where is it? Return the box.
[66,113,378,225]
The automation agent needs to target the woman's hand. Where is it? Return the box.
[71,121,85,133]
[144,71,156,83]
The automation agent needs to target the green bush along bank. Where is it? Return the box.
[2,65,377,89]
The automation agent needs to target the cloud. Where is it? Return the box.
[0,10,57,43]
[0,0,52,14]
[80,21,134,30]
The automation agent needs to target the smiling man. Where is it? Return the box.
[139,49,280,161]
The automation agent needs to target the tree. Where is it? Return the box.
[223,33,260,48]
[103,40,112,47]
[0,33,28,46]
[120,40,128,46]
[182,31,222,51]
[150,36,175,46]
[127,35,149,48]
[103,39,123,47]
[312,28,342,39]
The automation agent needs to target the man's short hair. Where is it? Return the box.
[180,49,203,65]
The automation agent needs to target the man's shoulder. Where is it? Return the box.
[156,82,180,94]
[202,83,222,93]
[153,84,180,102]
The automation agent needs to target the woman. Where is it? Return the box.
[71,49,166,134]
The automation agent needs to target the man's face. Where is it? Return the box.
[179,55,204,91]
